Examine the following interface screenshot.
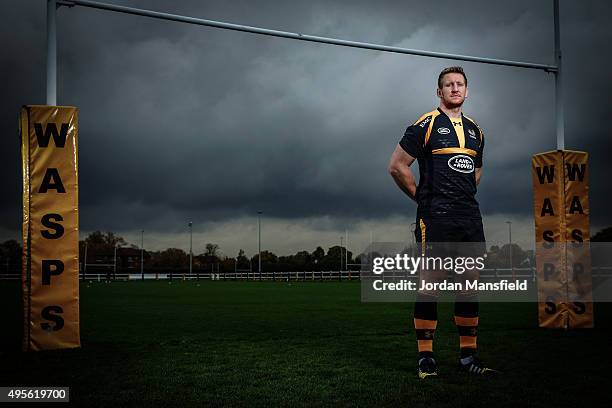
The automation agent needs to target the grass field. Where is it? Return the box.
[1,280,611,407]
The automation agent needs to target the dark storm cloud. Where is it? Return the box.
[2,0,611,244]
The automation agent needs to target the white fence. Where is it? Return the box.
[3,267,611,282]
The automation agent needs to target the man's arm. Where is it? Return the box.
[475,167,482,185]
[388,144,418,201]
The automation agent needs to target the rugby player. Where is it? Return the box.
[388,66,498,378]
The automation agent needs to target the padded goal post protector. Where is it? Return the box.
[21,105,81,351]
[532,150,593,329]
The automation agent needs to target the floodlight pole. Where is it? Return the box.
[140,229,144,281]
[83,242,87,280]
[506,221,513,280]
[345,229,348,273]
[339,236,343,280]
[188,221,193,277]
[410,222,417,258]
[257,211,262,280]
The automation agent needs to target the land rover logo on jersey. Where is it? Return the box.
[437,127,450,135]
[448,155,475,173]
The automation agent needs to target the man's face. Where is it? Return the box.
[437,72,468,108]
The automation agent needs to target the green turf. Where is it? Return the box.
[1,281,610,407]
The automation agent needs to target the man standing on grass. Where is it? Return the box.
[388,66,498,378]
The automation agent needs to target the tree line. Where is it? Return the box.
[78,231,355,273]
[1,226,611,274]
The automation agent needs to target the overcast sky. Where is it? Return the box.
[2,0,611,257]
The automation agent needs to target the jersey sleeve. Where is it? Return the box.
[399,116,429,159]
[475,128,484,168]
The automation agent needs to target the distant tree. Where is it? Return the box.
[485,243,526,268]
[311,246,325,269]
[293,250,311,269]
[322,246,344,270]
[260,250,278,264]
[251,250,278,272]
[236,249,249,269]
[0,240,22,271]
[0,240,21,258]
[308,246,353,271]
[153,248,188,268]
[352,251,385,270]
[592,227,612,242]
[198,243,221,265]
[221,257,236,273]
[83,231,128,253]
[590,228,612,265]
[204,243,220,257]
[310,246,325,271]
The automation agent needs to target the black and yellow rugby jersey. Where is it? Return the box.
[399,108,484,219]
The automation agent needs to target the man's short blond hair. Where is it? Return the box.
[438,66,468,89]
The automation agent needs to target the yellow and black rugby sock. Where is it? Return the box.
[414,294,438,358]
[454,299,479,358]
